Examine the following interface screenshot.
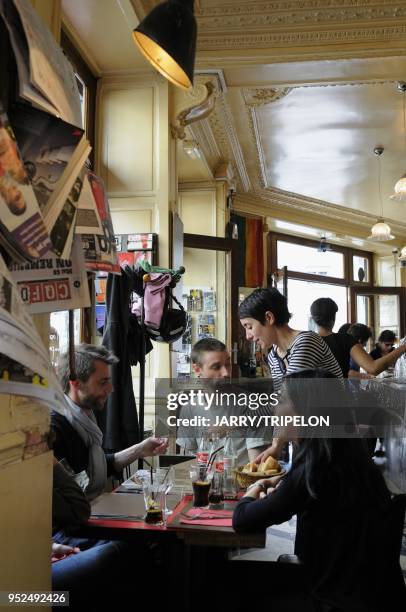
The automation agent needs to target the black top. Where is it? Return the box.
[370,344,394,360]
[233,459,406,611]
[51,411,118,478]
[52,463,90,533]
[322,332,357,377]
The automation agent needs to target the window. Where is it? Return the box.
[277,240,344,279]
[352,254,370,284]
[269,233,375,329]
[287,279,348,332]
[49,309,81,367]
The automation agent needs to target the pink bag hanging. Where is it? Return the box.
[143,272,172,328]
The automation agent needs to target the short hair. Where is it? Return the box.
[58,344,118,393]
[310,298,338,328]
[338,323,351,335]
[191,338,226,365]
[239,288,291,326]
[348,323,372,344]
[378,330,396,343]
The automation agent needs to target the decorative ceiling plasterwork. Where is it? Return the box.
[243,87,292,107]
[235,188,406,242]
[133,1,406,57]
[186,72,251,192]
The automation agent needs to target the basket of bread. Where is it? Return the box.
[235,456,283,488]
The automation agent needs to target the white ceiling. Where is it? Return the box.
[62,0,146,73]
[240,80,406,218]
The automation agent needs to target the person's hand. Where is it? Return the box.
[254,445,278,464]
[52,543,80,559]
[139,437,169,457]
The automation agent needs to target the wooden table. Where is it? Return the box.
[84,491,265,611]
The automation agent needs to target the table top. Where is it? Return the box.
[87,492,265,549]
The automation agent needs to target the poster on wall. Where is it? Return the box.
[9,235,90,313]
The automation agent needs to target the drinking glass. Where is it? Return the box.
[208,471,224,509]
[190,465,212,507]
[142,469,168,524]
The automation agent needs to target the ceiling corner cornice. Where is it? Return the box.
[193,72,251,192]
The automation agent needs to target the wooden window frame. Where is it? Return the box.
[269,233,374,287]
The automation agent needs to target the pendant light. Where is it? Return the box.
[368,146,395,242]
[391,82,406,202]
[132,0,197,90]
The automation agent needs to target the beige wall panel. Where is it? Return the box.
[184,247,216,287]
[110,206,153,235]
[101,87,155,195]
[0,451,52,592]
[178,190,216,236]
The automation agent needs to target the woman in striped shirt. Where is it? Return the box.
[239,287,343,461]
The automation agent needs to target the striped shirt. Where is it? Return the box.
[267,331,343,392]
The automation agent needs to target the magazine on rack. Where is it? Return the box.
[50,167,86,259]
[0,0,82,126]
[9,103,91,249]
[81,173,120,274]
[0,251,67,415]
[74,171,103,236]
[9,235,90,314]
[0,106,53,261]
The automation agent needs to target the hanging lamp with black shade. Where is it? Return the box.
[132,0,197,90]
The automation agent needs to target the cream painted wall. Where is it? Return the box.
[177,185,229,348]
[178,188,217,235]
[97,74,173,426]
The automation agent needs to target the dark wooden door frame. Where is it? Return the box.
[183,233,239,376]
[350,286,406,338]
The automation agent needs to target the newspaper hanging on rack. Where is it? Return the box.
[0,0,82,126]
[0,252,67,415]
[0,105,53,261]
[9,235,90,314]
[81,172,120,274]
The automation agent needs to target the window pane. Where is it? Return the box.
[375,294,400,340]
[277,241,344,278]
[287,279,348,331]
[356,295,369,326]
[49,310,81,367]
[353,255,369,283]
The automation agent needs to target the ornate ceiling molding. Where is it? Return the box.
[243,87,292,107]
[198,26,406,52]
[190,73,251,192]
[171,81,216,140]
[237,186,406,239]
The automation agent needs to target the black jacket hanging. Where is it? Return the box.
[99,268,151,450]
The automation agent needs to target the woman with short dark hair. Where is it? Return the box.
[239,288,343,462]
[239,288,343,392]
